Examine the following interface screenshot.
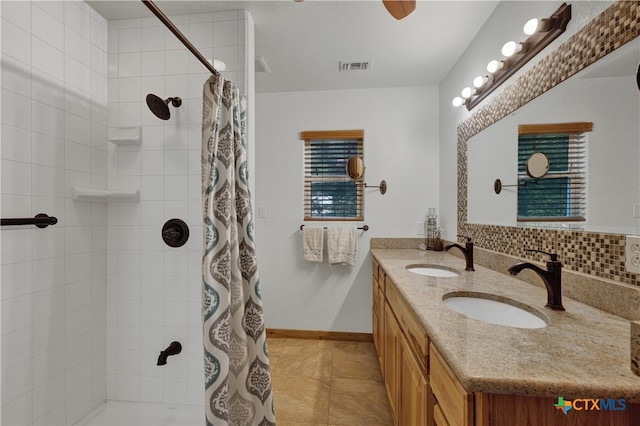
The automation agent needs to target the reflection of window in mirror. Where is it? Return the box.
[300,130,364,221]
[517,122,592,222]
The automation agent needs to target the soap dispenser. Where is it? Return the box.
[425,208,437,250]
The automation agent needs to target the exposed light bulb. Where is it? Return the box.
[461,87,475,99]
[487,60,506,74]
[452,97,464,107]
[502,41,525,57]
[473,75,488,89]
[523,18,539,35]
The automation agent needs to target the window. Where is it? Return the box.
[300,130,364,221]
[517,122,591,222]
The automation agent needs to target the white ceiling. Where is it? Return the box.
[88,0,500,93]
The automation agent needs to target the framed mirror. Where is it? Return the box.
[456,1,639,287]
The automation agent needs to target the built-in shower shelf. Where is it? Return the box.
[109,127,141,145]
[72,187,140,203]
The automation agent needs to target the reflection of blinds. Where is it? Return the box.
[301,130,364,220]
[517,122,591,222]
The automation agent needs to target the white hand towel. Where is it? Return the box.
[327,226,357,266]
[303,226,324,262]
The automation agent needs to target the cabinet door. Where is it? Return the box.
[400,336,429,426]
[384,301,401,423]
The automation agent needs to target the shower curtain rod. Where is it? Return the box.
[141,0,220,76]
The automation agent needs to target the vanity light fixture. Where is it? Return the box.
[451,3,571,110]
[473,75,491,89]
[501,41,527,57]
[461,87,475,99]
[452,97,465,107]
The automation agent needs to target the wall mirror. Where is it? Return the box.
[345,156,365,180]
[466,23,639,235]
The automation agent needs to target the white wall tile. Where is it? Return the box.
[140,26,165,52]
[31,69,65,110]
[66,29,91,67]
[1,261,33,300]
[0,228,32,264]
[33,401,66,426]
[1,327,32,369]
[164,149,188,175]
[213,20,238,47]
[32,257,65,293]
[118,77,141,102]
[32,36,63,81]
[2,294,32,334]
[118,28,141,53]
[117,275,141,300]
[91,17,108,51]
[32,315,65,356]
[64,1,91,39]
[115,375,139,401]
[2,89,32,131]
[32,344,65,389]
[188,23,214,49]
[1,390,33,426]
[65,279,92,312]
[32,100,64,139]
[2,0,31,30]
[66,385,93,425]
[65,359,92,397]
[1,125,32,163]
[65,332,92,370]
[65,306,92,340]
[2,55,33,98]
[32,287,65,324]
[139,376,163,402]
[33,1,64,22]
[32,164,65,197]
[65,56,91,94]
[163,377,187,403]
[2,18,32,65]
[140,51,165,77]
[164,50,189,75]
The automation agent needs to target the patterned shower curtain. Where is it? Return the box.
[201,74,275,425]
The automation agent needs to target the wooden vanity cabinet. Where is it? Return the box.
[374,263,431,426]
[430,344,473,426]
[372,258,385,370]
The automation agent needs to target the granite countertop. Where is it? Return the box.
[371,248,640,400]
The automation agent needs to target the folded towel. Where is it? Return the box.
[303,226,324,262]
[327,226,357,266]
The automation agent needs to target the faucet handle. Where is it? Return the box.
[525,248,558,262]
[457,235,473,243]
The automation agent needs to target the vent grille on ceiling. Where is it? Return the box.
[339,61,370,72]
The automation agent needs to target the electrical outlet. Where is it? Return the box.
[417,222,424,235]
[634,203,640,218]
[625,235,640,273]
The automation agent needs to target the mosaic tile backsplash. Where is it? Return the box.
[457,0,640,287]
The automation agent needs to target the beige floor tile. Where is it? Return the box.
[331,341,383,382]
[271,339,334,379]
[272,375,331,424]
[328,377,393,426]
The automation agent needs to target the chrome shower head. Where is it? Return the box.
[146,94,182,120]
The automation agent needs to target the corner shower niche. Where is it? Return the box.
[108,126,141,146]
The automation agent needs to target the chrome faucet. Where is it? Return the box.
[444,235,474,271]
[508,249,565,311]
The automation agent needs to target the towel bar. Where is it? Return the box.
[300,224,369,231]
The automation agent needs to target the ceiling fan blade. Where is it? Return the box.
[382,0,416,20]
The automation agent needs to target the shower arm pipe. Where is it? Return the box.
[141,0,220,77]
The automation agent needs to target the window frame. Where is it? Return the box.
[300,129,364,222]
[516,122,591,223]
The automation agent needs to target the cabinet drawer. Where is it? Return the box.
[430,344,473,426]
[386,280,428,369]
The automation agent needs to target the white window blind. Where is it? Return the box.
[300,130,364,221]
[517,122,591,222]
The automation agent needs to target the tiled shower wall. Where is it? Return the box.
[1,1,108,424]
[105,11,250,405]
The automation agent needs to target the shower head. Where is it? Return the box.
[146,94,182,120]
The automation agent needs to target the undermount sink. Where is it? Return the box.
[442,292,548,329]
[406,264,459,278]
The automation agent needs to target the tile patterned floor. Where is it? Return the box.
[268,337,393,426]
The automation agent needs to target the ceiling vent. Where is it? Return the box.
[255,57,271,73]
[339,61,371,72]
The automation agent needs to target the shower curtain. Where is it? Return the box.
[201,74,275,426]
